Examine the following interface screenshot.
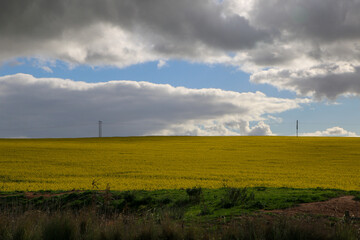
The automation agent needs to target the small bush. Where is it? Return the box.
[220,187,255,208]
[160,197,171,205]
[186,187,202,204]
[122,191,136,203]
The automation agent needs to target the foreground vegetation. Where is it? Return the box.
[1,136,360,191]
[2,187,358,220]
[1,187,359,240]
[2,210,359,240]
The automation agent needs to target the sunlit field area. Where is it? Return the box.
[0,136,359,192]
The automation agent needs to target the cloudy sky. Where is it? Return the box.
[1,0,360,138]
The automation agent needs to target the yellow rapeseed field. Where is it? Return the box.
[0,136,359,191]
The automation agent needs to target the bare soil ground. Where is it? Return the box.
[264,196,360,218]
[23,190,80,199]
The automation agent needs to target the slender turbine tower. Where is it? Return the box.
[296,120,299,137]
[99,121,102,138]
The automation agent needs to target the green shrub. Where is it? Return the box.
[185,187,202,204]
[220,187,255,208]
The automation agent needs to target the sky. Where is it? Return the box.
[1,0,360,138]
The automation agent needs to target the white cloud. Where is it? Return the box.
[0,0,267,67]
[41,66,53,73]
[266,115,283,124]
[0,73,308,138]
[301,126,358,137]
[152,119,273,136]
[157,60,167,69]
[241,121,273,136]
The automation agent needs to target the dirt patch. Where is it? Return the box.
[264,196,360,218]
[23,190,84,199]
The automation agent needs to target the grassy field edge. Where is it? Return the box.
[1,187,359,220]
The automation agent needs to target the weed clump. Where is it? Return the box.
[220,187,255,208]
[186,187,202,204]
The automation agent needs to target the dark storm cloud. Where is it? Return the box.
[293,68,360,99]
[2,0,360,99]
[251,65,360,99]
[0,0,268,63]
[244,0,360,98]
[251,0,360,43]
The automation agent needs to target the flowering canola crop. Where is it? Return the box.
[0,136,359,191]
